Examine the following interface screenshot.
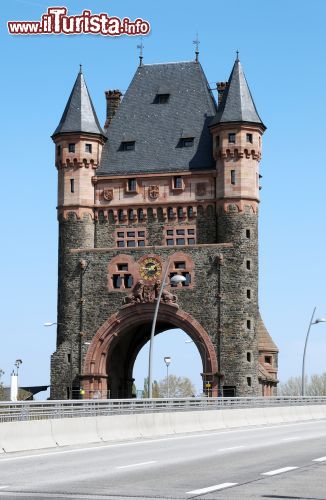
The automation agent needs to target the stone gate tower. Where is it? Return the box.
[51,55,278,400]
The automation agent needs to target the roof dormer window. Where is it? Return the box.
[120,141,135,151]
[156,93,170,104]
[179,137,194,148]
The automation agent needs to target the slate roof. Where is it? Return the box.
[97,61,217,176]
[210,57,265,128]
[52,69,105,138]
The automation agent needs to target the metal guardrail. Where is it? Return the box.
[1,397,326,423]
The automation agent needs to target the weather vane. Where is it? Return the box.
[193,33,200,62]
[137,37,144,67]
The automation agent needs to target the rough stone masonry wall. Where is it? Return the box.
[51,215,261,398]
[51,213,95,400]
[217,206,260,396]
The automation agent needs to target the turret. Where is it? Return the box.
[52,67,106,223]
[210,55,266,226]
[210,56,267,396]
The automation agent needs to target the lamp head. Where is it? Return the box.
[314,318,326,324]
[164,356,171,366]
[170,275,186,285]
[44,321,57,327]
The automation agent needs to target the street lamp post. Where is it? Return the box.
[301,307,326,396]
[147,263,186,398]
[44,321,73,399]
[164,356,171,398]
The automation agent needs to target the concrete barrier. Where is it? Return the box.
[170,410,203,434]
[221,408,250,428]
[96,414,141,442]
[51,417,101,447]
[0,420,56,453]
[245,407,267,426]
[198,410,225,430]
[1,405,326,454]
[136,412,173,438]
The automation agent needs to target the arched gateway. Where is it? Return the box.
[50,55,278,399]
[81,303,218,399]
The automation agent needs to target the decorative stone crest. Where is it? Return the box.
[122,280,177,306]
[103,189,113,201]
[148,185,159,200]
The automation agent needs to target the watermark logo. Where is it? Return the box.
[7,7,151,36]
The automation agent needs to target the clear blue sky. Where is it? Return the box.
[1,0,326,396]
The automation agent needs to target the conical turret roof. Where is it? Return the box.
[52,68,104,138]
[211,57,265,129]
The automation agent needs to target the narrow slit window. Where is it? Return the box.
[246,229,251,238]
[231,170,236,185]
[247,377,252,387]
[246,260,251,270]
[246,289,251,299]
[70,179,75,193]
[247,320,251,330]
[247,352,251,362]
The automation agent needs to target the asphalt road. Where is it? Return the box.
[0,419,326,499]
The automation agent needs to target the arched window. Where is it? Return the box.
[128,209,134,221]
[118,209,124,222]
[138,208,144,221]
[187,206,194,218]
[167,207,174,220]
[177,207,183,219]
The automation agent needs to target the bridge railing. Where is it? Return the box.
[1,396,326,423]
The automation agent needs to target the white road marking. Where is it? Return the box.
[219,446,245,451]
[187,482,237,495]
[116,460,156,469]
[0,419,324,463]
[262,466,298,476]
[313,456,326,462]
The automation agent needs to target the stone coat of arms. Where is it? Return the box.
[148,185,159,200]
[103,189,114,201]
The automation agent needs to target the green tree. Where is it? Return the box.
[142,377,160,398]
[278,373,326,396]
[0,369,5,400]
[158,375,196,398]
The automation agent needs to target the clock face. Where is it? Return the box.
[139,257,162,281]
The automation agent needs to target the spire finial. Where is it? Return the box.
[193,33,200,62]
[79,64,83,74]
[137,37,144,67]
[236,50,239,61]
